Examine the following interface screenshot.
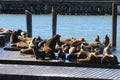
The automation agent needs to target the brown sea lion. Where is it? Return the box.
[10,29,38,49]
[77,44,118,64]
[20,37,37,54]
[102,34,110,47]
[101,55,118,65]
[67,43,117,64]
[67,43,89,61]
[57,47,66,60]
[88,35,105,53]
[10,29,30,47]
[45,34,61,51]
[10,30,21,43]
[101,44,119,64]
[35,34,61,59]
[60,37,75,46]
[62,43,70,53]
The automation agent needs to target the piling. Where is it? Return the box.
[25,10,32,37]
[112,3,117,49]
[52,7,57,36]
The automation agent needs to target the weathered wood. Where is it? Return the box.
[25,10,32,37]
[52,7,57,36]
[112,3,117,49]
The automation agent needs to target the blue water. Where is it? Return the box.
[0,14,120,60]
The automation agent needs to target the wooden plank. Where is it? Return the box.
[112,3,117,49]
[0,58,120,69]
[0,64,119,80]
[25,10,32,37]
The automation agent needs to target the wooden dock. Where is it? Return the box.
[0,41,120,80]
[0,42,120,80]
[0,0,120,15]
[0,50,119,80]
[0,64,120,80]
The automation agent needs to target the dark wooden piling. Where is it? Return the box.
[25,10,32,37]
[112,3,117,48]
[52,7,57,36]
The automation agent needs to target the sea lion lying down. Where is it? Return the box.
[20,34,61,60]
[67,44,118,65]
[18,33,118,65]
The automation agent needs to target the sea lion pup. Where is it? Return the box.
[101,44,119,64]
[34,34,61,59]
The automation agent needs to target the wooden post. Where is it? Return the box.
[25,10,32,37]
[52,7,57,36]
[112,3,117,49]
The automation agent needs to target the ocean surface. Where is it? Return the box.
[0,14,120,61]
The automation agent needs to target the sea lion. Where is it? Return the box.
[88,35,104,53]
[67,43,88,61]
[35,34,61,59]
[69,46,77,54]
[67,43,110,64]
[102,34,110,47]
[10,30,21,43]
[10,29,31,48]
[20,37,37,54]
[101,44,118,64]
[101,55,118,65]
[10,29,40,49]
[45,34,61,51]
[62,43,70,53]
[57,47,66,60]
